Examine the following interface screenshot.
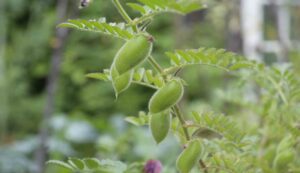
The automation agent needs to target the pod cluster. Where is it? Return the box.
[148,79,184,144]
[109,33,184,145]
[110,34,153,97]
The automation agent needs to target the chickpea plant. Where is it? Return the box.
[48,0,300,173]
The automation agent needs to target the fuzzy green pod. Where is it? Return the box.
[273,149,295,172]
[149,79,184,113]
[110,64,133,97]
[113,34,153,75]
[176,139,203,173]
[150,110,172,144]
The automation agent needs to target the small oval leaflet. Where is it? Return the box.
[192,127,222,140]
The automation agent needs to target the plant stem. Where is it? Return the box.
[112,0,138,32]
[148,56,164,74]
[144,24,209,173]
[132,81,158,90]
[200,160,209,173]
[265,73,288,105]
[173,104,190,140]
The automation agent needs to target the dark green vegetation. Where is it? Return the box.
[1,0,300,173]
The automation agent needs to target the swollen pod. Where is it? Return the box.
[176,139,203,173]
[110,64,133,97]
[149,79,184,113]
[150,110,172,144]
[113,34,153,75]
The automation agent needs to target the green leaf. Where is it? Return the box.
[97,159,127,173]
[83,158,101,169]
[192,127,223,140]
[68,157,85,170]
[273,149,295,172]
[192,111,247,147]
[165,48,261,73]
[58,18,134,40]
[46,160,74,171]
[125,111,148,126]
[128,0,206,25]
[127,3,146,14]
[124,162,144,173]
[86,72,110,81]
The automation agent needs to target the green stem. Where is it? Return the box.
[148,56,164,74]
[112,0,138,32]
[145,34,208,173]
[173,104,190,140]
[132,81,157,90]
[265,74,288,105]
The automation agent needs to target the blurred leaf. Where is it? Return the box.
[192,127,222,140]
[125,111,148,126]
[47,160,74,171]
[58,18,134,40]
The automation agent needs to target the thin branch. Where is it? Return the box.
[147,56,164,74]
[173,104,190,140]
[199,160,208,173]
[265,73,288,105]
[132,81,158,90]
[112,0,138,32]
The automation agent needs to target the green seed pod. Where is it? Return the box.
[113,34,153,75]
[149,79,184,113]
[150,110,172,144]
[273,149,295,172]
[176,139,203,173]
[110,64,133,98]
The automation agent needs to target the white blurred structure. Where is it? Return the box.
[241,0,300,62]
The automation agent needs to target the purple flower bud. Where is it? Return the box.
[143,160,162,173]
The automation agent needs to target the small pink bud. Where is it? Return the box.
[143,159,162,173]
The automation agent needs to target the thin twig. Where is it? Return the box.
[173,105,190,140]
[112,0,138,32]
[199,159,208,173]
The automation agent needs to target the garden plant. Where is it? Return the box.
[48,0,300,172]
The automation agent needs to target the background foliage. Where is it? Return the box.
[1,0,300,173]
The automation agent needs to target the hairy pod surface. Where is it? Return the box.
[149,79,184,113]
[110,64,133,97]
[150,110,172,144]
[176,139,203,173]
[113,34,153,75]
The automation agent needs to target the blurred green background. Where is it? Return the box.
[0,0,299,173]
